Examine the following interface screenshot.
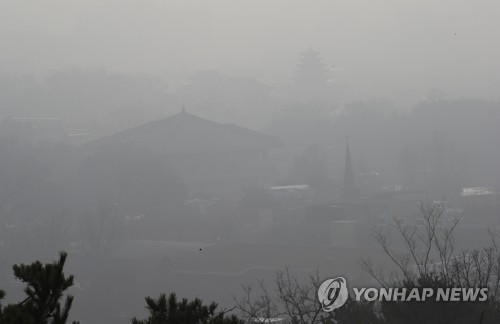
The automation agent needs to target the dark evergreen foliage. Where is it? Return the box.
[0,252,78,324]
[132,292,243,324]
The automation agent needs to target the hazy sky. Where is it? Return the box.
[1,0,499,106]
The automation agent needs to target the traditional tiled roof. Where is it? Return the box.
[86,110,282,154]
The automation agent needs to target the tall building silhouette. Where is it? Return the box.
[294,48,329,99]
[342,138,359,202]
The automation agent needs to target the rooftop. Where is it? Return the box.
[86,109,282,154]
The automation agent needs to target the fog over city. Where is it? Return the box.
[3,1,500,104]
[1,1,500,323]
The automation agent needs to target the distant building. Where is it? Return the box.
[342,138,360,202]
[293,48,330,100]
[86,109,283,197]
[460,186,500,224]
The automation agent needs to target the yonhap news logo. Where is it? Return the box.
[317,277,349,312]
[317,277,488,313]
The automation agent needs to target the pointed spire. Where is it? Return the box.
[181,106,186,113]
[343,136,357,202]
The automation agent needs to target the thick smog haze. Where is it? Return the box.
[2,0,500,105]
[2,1,500,324]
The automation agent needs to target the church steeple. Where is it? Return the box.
[342,137,357,202]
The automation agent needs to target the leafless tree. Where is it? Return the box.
[235,279,280,323]
[362,200,500,299]
[234,268,334,324]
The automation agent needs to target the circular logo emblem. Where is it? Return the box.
[317,277,348,312]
